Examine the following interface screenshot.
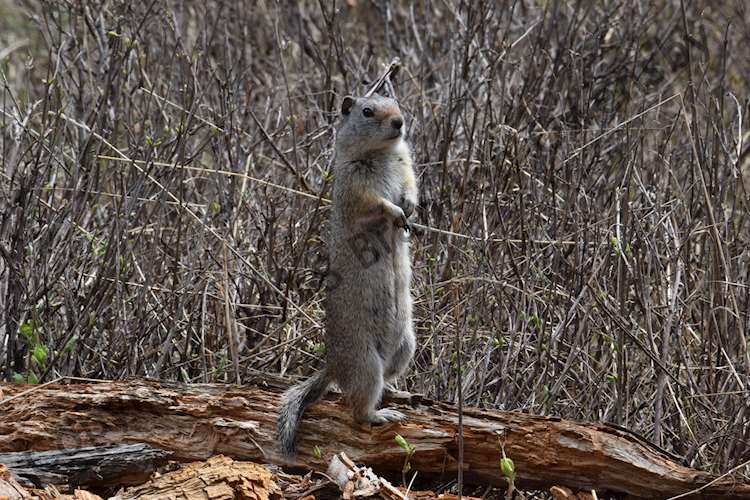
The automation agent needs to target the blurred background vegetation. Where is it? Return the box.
[1,0,749,480]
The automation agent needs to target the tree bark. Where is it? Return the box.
[0,378,747,499]
[0,444,170,488]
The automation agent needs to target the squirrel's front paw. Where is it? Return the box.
[399,196,416,218]
[392,207,409,231]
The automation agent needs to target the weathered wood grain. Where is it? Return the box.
[0,443,170,488]
[111,455,281,500]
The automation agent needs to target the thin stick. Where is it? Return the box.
[365,58,402,97]
[562,93,680,164]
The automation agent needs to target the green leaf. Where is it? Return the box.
[32,345,49,367]
[395,434,410,451]
[312,343,326,355]
[312,445,322,459]
[625,243,633,258]
[394,434,415,454]
[395,433,408,450]
[492,336,506,349]
[12,372,25,384]
[19,321,35,342]
[500,457,515,479]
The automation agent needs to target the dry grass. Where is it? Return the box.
[1,0,749,488]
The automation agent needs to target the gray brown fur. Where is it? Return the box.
[277,94,418,457]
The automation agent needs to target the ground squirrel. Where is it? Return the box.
[277,93,418,456]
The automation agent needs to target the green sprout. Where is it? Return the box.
[500,453,516,498]
[395,434,416,487]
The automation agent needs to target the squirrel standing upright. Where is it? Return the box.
[277,93,418,456]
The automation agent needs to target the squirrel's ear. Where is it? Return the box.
[341,96,355,116]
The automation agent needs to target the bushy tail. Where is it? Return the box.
[277,370,330,456]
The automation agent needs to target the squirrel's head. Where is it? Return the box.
[336,94,405,160]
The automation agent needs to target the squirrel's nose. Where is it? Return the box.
[391,117,403,130]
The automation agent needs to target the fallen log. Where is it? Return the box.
[0,378,747,499]
[0,443,171,489]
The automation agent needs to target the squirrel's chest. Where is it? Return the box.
[356,160,404,200]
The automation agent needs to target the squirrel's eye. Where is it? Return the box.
[362,107,374,117]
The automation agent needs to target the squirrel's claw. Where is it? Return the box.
[396,212,409,231]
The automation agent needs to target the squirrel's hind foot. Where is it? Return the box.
[372,408,407,424]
